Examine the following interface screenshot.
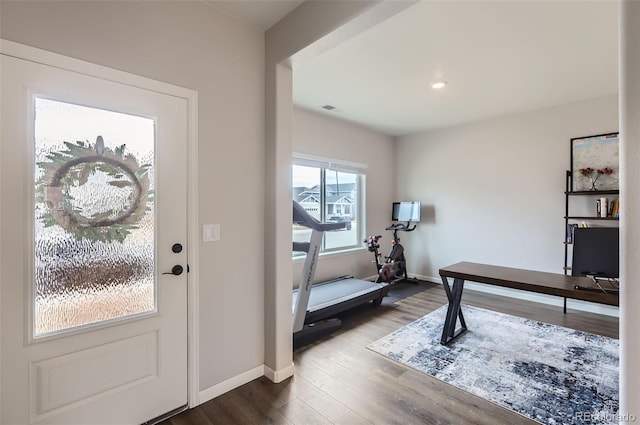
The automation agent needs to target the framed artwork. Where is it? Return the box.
[570,132,619,191]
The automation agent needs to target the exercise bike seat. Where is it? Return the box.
[293,201,345,232]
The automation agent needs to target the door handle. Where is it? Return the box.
[163,265,184,276]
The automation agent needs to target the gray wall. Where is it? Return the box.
[395,95,618,279]
[0,0,265,392]
[263,0,411,379]
[292,107,396,286]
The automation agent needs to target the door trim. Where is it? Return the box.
[0,39,201,409]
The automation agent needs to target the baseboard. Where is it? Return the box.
[264,362,294,383]
[411,273,440,283]
[366,273,437,283]
[198,365,264,405]
[420,274,619,318]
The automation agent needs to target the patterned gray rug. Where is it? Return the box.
[367,304,619,425]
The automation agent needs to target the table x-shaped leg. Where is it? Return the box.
[440,275,467,345]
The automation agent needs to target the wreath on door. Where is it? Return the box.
[36,136,153,243]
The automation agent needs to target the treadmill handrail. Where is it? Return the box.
[293,200,345,232]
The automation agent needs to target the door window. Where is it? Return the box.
[34,97,156,337]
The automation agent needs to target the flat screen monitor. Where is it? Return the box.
[392,201,421,222]
[571,227,619,278]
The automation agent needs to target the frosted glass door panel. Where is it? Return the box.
[34,98,156,337]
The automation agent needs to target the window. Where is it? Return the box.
[292,154,366,255]
[33,98,156,336]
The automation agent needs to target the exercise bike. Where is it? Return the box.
[365,222,415,283]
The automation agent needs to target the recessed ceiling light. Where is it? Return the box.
[321,104,336,111]
[431,81,448,89]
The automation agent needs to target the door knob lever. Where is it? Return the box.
[162,265,184,276]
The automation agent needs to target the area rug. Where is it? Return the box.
[367,304,619,425]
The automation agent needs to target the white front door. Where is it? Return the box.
[1,49,189,424]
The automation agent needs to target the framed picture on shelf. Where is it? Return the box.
[570,132,619,191]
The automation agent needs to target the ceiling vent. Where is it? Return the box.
[321,104,336,111]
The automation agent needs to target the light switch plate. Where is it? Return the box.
[203,224,220,242]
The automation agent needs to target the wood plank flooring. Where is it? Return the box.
[162,285,618,425]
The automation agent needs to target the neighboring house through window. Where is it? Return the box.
[292,154,366,255]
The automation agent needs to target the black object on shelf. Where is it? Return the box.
[571,227,619,280]
[563,170,620,313]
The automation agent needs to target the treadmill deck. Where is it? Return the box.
[292,276,387,324]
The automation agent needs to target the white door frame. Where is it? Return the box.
[0,39,201,411]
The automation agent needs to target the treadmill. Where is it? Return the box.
[292,201,387,349]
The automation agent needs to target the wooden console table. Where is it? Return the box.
[439,261,619,345]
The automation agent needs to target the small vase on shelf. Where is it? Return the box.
[579,167,614,192]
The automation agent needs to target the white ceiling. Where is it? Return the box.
[210,0,620,137]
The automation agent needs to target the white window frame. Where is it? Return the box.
[292,153,367,255]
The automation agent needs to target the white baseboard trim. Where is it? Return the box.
[412,274,440,283]
[196,361,295,406]
[417,274,619,318]
[264,362,295,383]
[198,365,264,405]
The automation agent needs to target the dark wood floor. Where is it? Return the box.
[163,284,618,425]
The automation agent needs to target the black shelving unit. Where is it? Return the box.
[563,170,619,312]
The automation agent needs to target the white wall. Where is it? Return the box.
[620,0,640,417]
[0,0,265,393]
[395,95,619,280]
[292,107,396,285]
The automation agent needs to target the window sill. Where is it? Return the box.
[292,246,367,263]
